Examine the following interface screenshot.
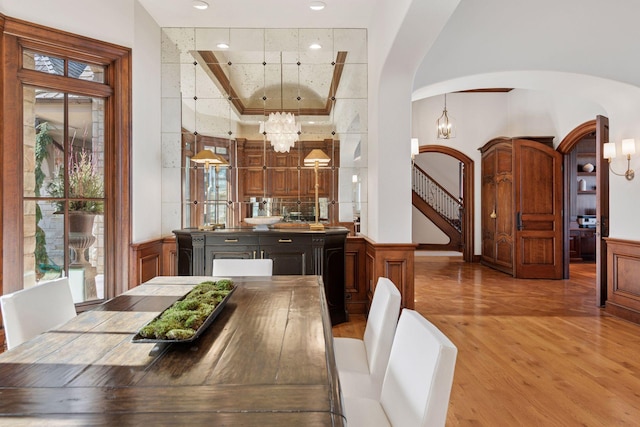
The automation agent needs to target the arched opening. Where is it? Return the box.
[557,117,609,305]
[414,145,474,262]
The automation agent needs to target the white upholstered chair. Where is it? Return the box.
[343,309,458,427]
[333,277,401,399]
[212,258,273,276]
[0,277,77,350]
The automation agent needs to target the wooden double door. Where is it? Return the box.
[480,137,563,279]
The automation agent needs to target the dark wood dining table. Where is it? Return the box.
[0,275,345,426]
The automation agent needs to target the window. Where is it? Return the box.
[1,16,131,307]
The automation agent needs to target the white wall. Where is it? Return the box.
[132,2,163,242]
[0,0,134,47]
[367,0,460,243]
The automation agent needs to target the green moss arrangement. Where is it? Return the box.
[138,279,234,340]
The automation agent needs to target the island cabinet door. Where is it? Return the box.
[260,235,313,275]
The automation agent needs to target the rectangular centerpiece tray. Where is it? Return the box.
[131,283,236,344]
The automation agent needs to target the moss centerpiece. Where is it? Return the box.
[135,279,235,341]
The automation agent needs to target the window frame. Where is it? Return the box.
[0,15,132,308]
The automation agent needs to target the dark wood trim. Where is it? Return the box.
[412,192,461,251]
[556,120,596,154]
[556,117,609,305]
[345,236,367,314]
[557,120,596,279]
[163,236,177,276]
[197,50,348,117]
[416,243,460,251]
[363,238,417,310]
[130,240,163,288]
[417,145,474,263]
[0,14,132,301]
[130,237,178,288]
[604,238,640,324]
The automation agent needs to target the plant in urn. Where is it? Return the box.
[47,151,104,299]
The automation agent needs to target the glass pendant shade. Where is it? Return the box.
[437,94,455,139]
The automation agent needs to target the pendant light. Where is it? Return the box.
[437,93,455,139]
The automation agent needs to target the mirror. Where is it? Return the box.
[161,28,367,231]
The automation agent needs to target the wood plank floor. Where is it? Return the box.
[333,256,640,426]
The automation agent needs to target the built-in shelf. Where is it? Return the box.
[570,136,597,263]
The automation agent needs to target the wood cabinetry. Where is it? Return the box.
[480,140,514,274]
[569,228,596,262]
[237,139,267,197]
[479,137,563,279]
[173,227,349,324]
[260,234,312,275]
[268,150,301,196]
[237,138,339,202]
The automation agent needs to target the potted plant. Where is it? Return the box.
[47,150,104,214]
[47,151,104,268]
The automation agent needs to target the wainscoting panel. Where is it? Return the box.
[345,237,367,314]
[605,238,640,324]
[364,239,417,310]
[130,237,176,288]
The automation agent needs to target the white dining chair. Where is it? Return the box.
[343,309,458,427]
[0,277,77,350]
[212,258,273,276]
[333,277,401,399]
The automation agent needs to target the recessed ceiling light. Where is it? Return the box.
[192,0,209,10]
[310,1,326,11]
[217,43,230,49]
[309,43,322,50]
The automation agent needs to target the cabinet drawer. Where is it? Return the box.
[206,234,259,245]
[260,234,312,246]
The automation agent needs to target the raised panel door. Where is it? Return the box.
[494,146,513,271]
[513,139,563,279]
[268,151,300,196]
[241,150,266,196]
[481,150,497,264]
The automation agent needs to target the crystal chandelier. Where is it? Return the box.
[259,52,301,153]
[260,112,301,153]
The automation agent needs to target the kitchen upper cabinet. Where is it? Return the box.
[480,137,563,279]
[268,150,300,196]
[237,138,339,200]
[237,138,266,197]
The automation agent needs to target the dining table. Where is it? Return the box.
[0,275,345,426]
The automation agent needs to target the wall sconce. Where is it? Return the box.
[191,149,229,229]
[304,149,331,230]
[411,138,419,161]
[603,138,635,181]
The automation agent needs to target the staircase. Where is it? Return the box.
[412,164,463,251]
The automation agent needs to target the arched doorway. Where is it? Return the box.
[557,117,609,306]
[415,145,474,262]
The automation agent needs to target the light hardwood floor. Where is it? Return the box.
[333,256,640,426]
